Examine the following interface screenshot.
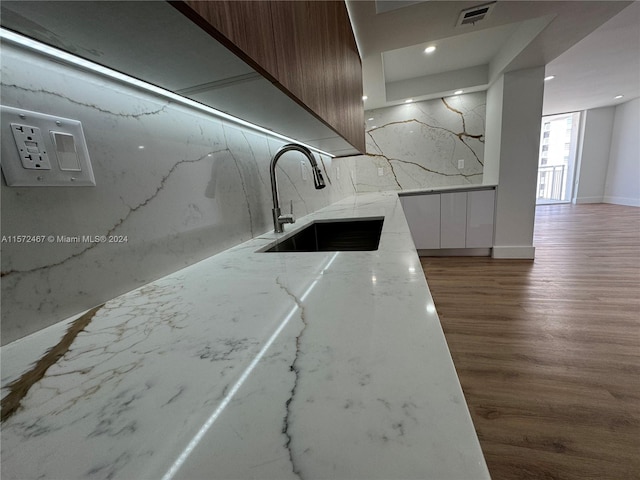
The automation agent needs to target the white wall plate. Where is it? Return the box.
[1,105,96,187]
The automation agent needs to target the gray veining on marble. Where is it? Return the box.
[0,42,356,344]
[1,192,490,480]
[340,92,486,192]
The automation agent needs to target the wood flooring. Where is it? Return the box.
[421,203,640,480]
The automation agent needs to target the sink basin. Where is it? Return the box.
[263,217,384,252]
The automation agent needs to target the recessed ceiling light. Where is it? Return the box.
[614,94,624,99]
[138,145,145,149]
[424,45,436,54]
[405,99,414,104]
[544,75,555,81]
[454,90,464,95]
[362,95,368,101]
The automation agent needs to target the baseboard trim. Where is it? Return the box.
[492,246,535,259]
[603,196,640,207]
[575,196,604,204]
[417,248,491,257]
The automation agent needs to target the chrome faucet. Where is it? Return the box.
[270,144,326,233]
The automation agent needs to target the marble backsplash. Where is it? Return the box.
[0,43,356,345]
[344,93,486,191]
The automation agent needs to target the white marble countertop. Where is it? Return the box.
[398,184,498,196]
[1,192,490,480]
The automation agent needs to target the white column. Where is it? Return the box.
[484,66,545,259]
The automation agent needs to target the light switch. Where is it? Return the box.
[51,131,81,171]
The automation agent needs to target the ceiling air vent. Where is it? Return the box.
[456,2,496,27]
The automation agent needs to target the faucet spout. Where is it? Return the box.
[312,164,326,190]
[270,144,326,233]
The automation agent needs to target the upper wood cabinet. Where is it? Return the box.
[175,0,365,154]
[173,1,280,80]
[1,0,363,156]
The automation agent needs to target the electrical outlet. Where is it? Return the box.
[10,124,52,170]
[1,105,96,187]
[378,167,384,177]
[336,166,340,179]
[301,160,308,181]
[457,159,465,169]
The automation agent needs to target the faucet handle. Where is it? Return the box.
[281,200,295,223]
[276,200,295,229]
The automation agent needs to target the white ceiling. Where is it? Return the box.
[383,22,520,83]
[542,1,640,115]
[347,0,638,114]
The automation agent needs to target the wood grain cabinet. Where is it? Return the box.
[175,0,365,153]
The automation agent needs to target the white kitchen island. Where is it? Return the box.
[1,192,490,480]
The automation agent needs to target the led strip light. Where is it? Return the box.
[0,27,335,158]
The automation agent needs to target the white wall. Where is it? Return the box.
[487,67,545,259]
[574,107,615,203]
[0,43,356,344]
[482,75,504,186]
[604,97,640,206]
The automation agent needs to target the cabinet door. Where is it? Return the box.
[180,1,279,78]
[440,192,467,248]
[271,1,365,152]
[176,1,364,154]
[466,190,495,248]
[400,195,441,249]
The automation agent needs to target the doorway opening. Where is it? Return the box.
[536,112,580,205]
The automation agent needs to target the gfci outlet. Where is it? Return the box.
[378,167,384,177]
[0,105,96,187]
[457,159,465,169]
[10,124,53,170]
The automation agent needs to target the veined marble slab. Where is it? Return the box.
[1,193,490,480]
[1,41,356,345]
[343,92,486,192]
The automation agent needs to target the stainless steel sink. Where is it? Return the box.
[262,217,384,252]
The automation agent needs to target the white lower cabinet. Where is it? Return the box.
[440,192,467,248]
[466,189,495,248]
[400,193,440,249]
[400,188,495,252]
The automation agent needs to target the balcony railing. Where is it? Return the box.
[537,165,566,201]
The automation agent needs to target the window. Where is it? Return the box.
[537,111,581,204]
